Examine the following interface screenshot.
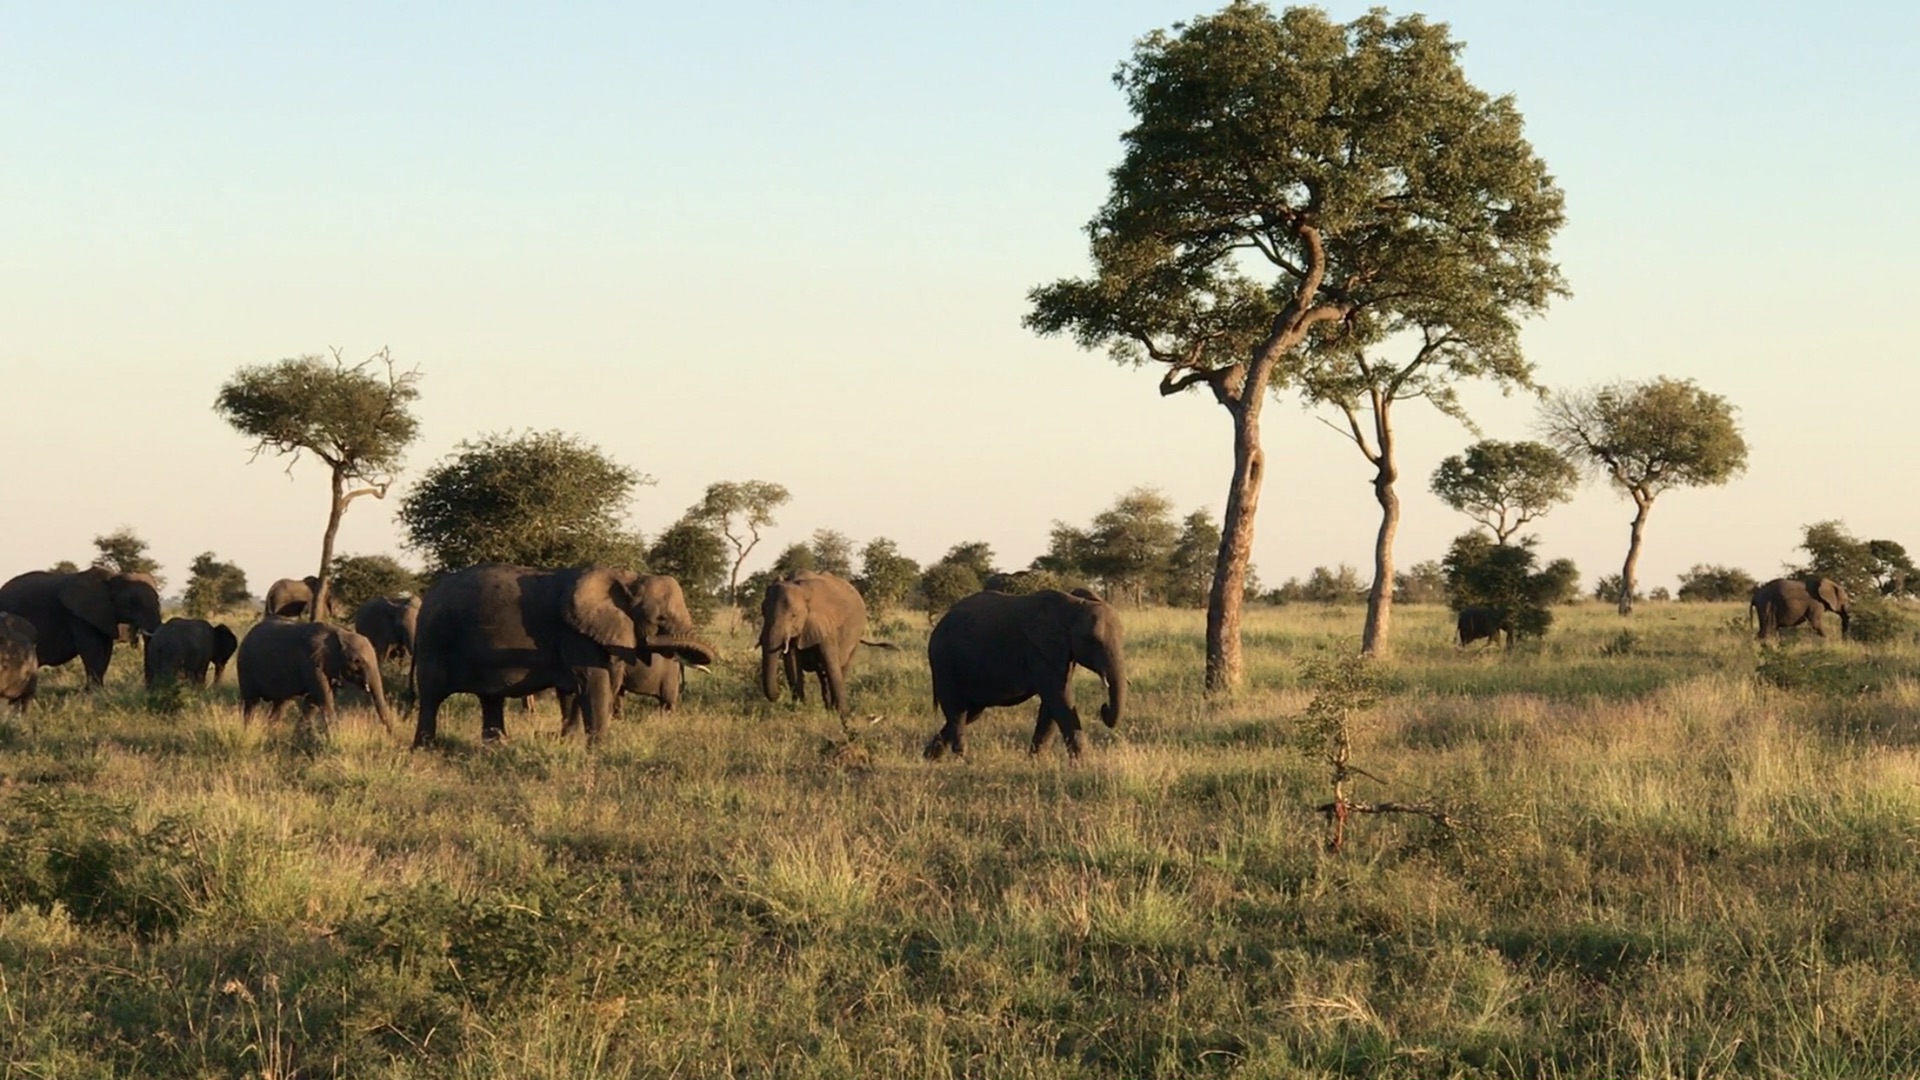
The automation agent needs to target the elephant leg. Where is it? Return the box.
[784,650,804,703]
[1057,708,1086,757]
[413,687,445,748]
[821,660,850,717]
[79,634,112,687]
[558,689,580,736]
[1030,706,1056,754]
[1809,611,1826,638]
[267,700,288,726]
[480,696,508,742]
[925,703,971,760]
[1036,686,1083,757]
[575,668,617,744]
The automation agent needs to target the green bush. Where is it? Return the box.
[1846,597,1914,645]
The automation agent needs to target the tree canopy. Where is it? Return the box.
[692,481,790,605]
[398,430,650,575]
[1026,3,1565,687]
[855,539,921,613]
[182,552,250,617]
[214,348,422,617]
[327,553,420,608]
[91,527,163,589]
[647,514,731,619]
[1792,521,1918,598]
[1540,378,1747,613]
[1430,440,1579,544]
[1676,564,1759,603]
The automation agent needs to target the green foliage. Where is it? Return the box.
[1678,564,1758,602]
[690,480,790,604]
[1392,560,1448,604]
[917,562,981,615]
[1542,377,1748,502]
[91,526,163,588]
[1430,440,1579,544]
[48,559,80,574]
[1292,653,1381,765]
[769,542,814,578]
[936,542,996,582]
[1845,596,1914,645]
[1592,574,1644,605]
[326,553,418,608]
[1079,487,1180,604]
[1793,520,1919,598]
[213,350,422,480]
[1273,564,1365,605]
[808,529,855,579]
[182,552,251,617]
[854,538,920,613]
[647,515,731,619]
[0,790,201,938]
[1163,509,1219,608]
[398,430,652,574]
[1444,533,1572,640]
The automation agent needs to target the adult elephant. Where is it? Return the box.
[1456,606,1511,649]
[925,588,1125,760]
[0,613,38,712]
[0,567,162,685]
[353,595,420,662]
[237,618,394,732]
[412,564,717,747]
[759,571,880,717]
[144,617,240,688]
[1752,576,1852,640]
[264,576,343,619]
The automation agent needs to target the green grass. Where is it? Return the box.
[5,600,1920,1077]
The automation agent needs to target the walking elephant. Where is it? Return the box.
[144,618,239,689]
[0,567,163,685]
[237,618,394,733]
[925,588,1126,759]
[759,571,881,717]
[0,612,38,712]
[1456,606,1511,649]
[411,564,717,747]
[353,595,420,663]
[264,576,344,619]
[1752,576,1852,640]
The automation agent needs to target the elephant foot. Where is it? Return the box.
[923,738,946,761]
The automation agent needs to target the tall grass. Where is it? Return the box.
[3,600,1920,1077]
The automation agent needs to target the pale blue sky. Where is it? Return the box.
[3,2,1915,598]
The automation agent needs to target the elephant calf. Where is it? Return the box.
[558,653,684,736]
[0,612,38,713]
[144,617,240,689]
[237,618,394,735]
[1456,606,1511,649]
[354,595,420,663]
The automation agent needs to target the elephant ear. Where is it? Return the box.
[1018,595,1073,674]
[212,625,239,666]
[58,568,120,639]
[565,568,639,653]
[1821,579,1849,609]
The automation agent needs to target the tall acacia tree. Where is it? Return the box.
[1027,4,1566,689]
[215,349,421,618]
[1539,378,1748,614]
[692,480,790,605]
[1429,440,1579,545]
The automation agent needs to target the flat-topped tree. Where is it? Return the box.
[1430,440,1580,546]
[1539,378,1747,614]
[1027,4,1566,689]
[215,349,421,619]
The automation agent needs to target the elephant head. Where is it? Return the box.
[565,568,717,669]
[210,624,240,681]
[1815,577,1853,638]
[1034,590,1126,728]
[61,568,162,643]
[327,627,394,732]
[759,579,811,701]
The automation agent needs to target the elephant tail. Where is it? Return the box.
[860,638,899,650]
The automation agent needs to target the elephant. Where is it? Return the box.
[557,652,686,736]
[759,571,882,717]
[1752,576,1852,640]
[411,564,718,747]
[353,595,420,663]
[1456,606,1512,649]
[925,588,1126,759]
[0,567,163,685]
[264,576,344,619]
[144,617,240,689]
[236,618,394,733]
[0,612,38,712]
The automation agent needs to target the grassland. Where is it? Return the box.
[3,601,1920,1078]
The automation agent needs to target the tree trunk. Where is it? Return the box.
[1361,459,1399,658]
[1205,400,1264,695]
[314,467,348,622]
[1618,495,1652,615]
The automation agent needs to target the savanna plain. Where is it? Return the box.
[4,601,1920,1079]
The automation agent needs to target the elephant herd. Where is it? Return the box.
[0,563,1131,760]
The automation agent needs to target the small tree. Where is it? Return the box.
[327,553,419,608]
[1540,378,1747,614]
[1430,440,1579,545]
[1677,564,1758,602]
[855,538,921,614]
[693,481,790,605]
[1081,487,1180,605]
[182,552,251,617]
[919,562,981,618]
[648,515,731,619]
[1591,575,1644,605]
[937,542,997,583]
[91,526,163,589]
[398,430,650,575]
[1164,510,1221,608]
[1393,561,1447,604]
[49,560,80,574]
[1443,533,1573,641]
[809,530,856,579]
[1792,521,1919,598]
[215,349,422,618]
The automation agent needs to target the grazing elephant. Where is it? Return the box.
[759,571,881,717]
[1456,606,1512,649]
[412,564,718,747]
[1752,576,1852,640]
[353,595,420,662]
[237,618,394,732]
[558,652,686,735]
[144,618,240,689]
[925,588,1126,759]
[264,576,344,619]
[0,612,38,712]
[0,567,163,685]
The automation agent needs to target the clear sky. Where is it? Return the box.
[3,2,1915,599]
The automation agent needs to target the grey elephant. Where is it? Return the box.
[557,652,687,736]
[0,567,163,685]
[0,612,38,712]
[353,595,420,662]
[759,571,882,717]
[1752,577,1852,640]
[412,564,718,747]
[1456,606,1511,649]
[237,618,394,733]
[144,617,240,689]
[925,588,1126,759]
[264,576,344,619]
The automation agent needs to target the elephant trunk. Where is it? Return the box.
[760,644,783,702]
[367,676,396,734]
[1840,608,1852,640]
[1098,647,1125,728]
